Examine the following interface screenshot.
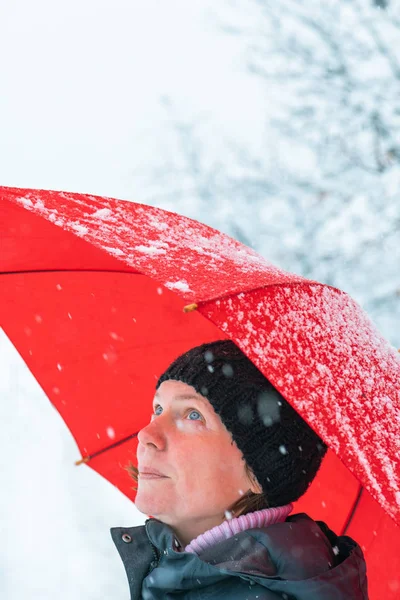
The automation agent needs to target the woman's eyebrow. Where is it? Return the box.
[153,393,208,405]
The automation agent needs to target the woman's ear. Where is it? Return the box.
[246,466,263,494]
[249,478,263,494]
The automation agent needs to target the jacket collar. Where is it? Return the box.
[110,523,154,600]
[111,514,368,600]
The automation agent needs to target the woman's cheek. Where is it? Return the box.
[176,419,206,433]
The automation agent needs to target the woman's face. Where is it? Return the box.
[135,380,257,533]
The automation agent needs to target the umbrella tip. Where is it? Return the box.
[183,303,198,313]
[75,456,90,466]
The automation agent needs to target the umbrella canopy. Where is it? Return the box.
[1,186,399,599]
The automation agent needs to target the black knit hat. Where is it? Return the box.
[157,339,327,507]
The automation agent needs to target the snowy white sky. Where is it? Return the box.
[0,2,270,598]
[0,0,265,198]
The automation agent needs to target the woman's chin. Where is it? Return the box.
[135,493,165,517]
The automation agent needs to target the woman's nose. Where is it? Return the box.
[137,417,166,450]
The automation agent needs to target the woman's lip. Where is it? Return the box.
[139,466,168,477]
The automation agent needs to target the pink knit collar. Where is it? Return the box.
[184,503,293,555]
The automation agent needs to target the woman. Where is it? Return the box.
[111,340,368,599]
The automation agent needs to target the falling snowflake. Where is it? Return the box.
[204,351,214,363]
[222,363,234,378]
[106,427,115,439]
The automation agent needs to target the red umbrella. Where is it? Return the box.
[1,186,399,599]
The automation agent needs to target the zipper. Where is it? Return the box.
[145,519,160,575]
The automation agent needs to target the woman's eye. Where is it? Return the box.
[187,409,203,421]
[151,405,203,422]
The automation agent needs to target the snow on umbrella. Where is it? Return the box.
[1,186,399,599]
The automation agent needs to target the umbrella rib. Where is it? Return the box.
[75,432,138,465]
[2,268,139,275]
[2,270,335,308]
[192,280,339,307]
[341,484,364,535]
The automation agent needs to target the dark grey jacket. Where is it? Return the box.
[111,513,368,599]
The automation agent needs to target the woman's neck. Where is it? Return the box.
[170,514,227,547]
[166,503,293,550]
